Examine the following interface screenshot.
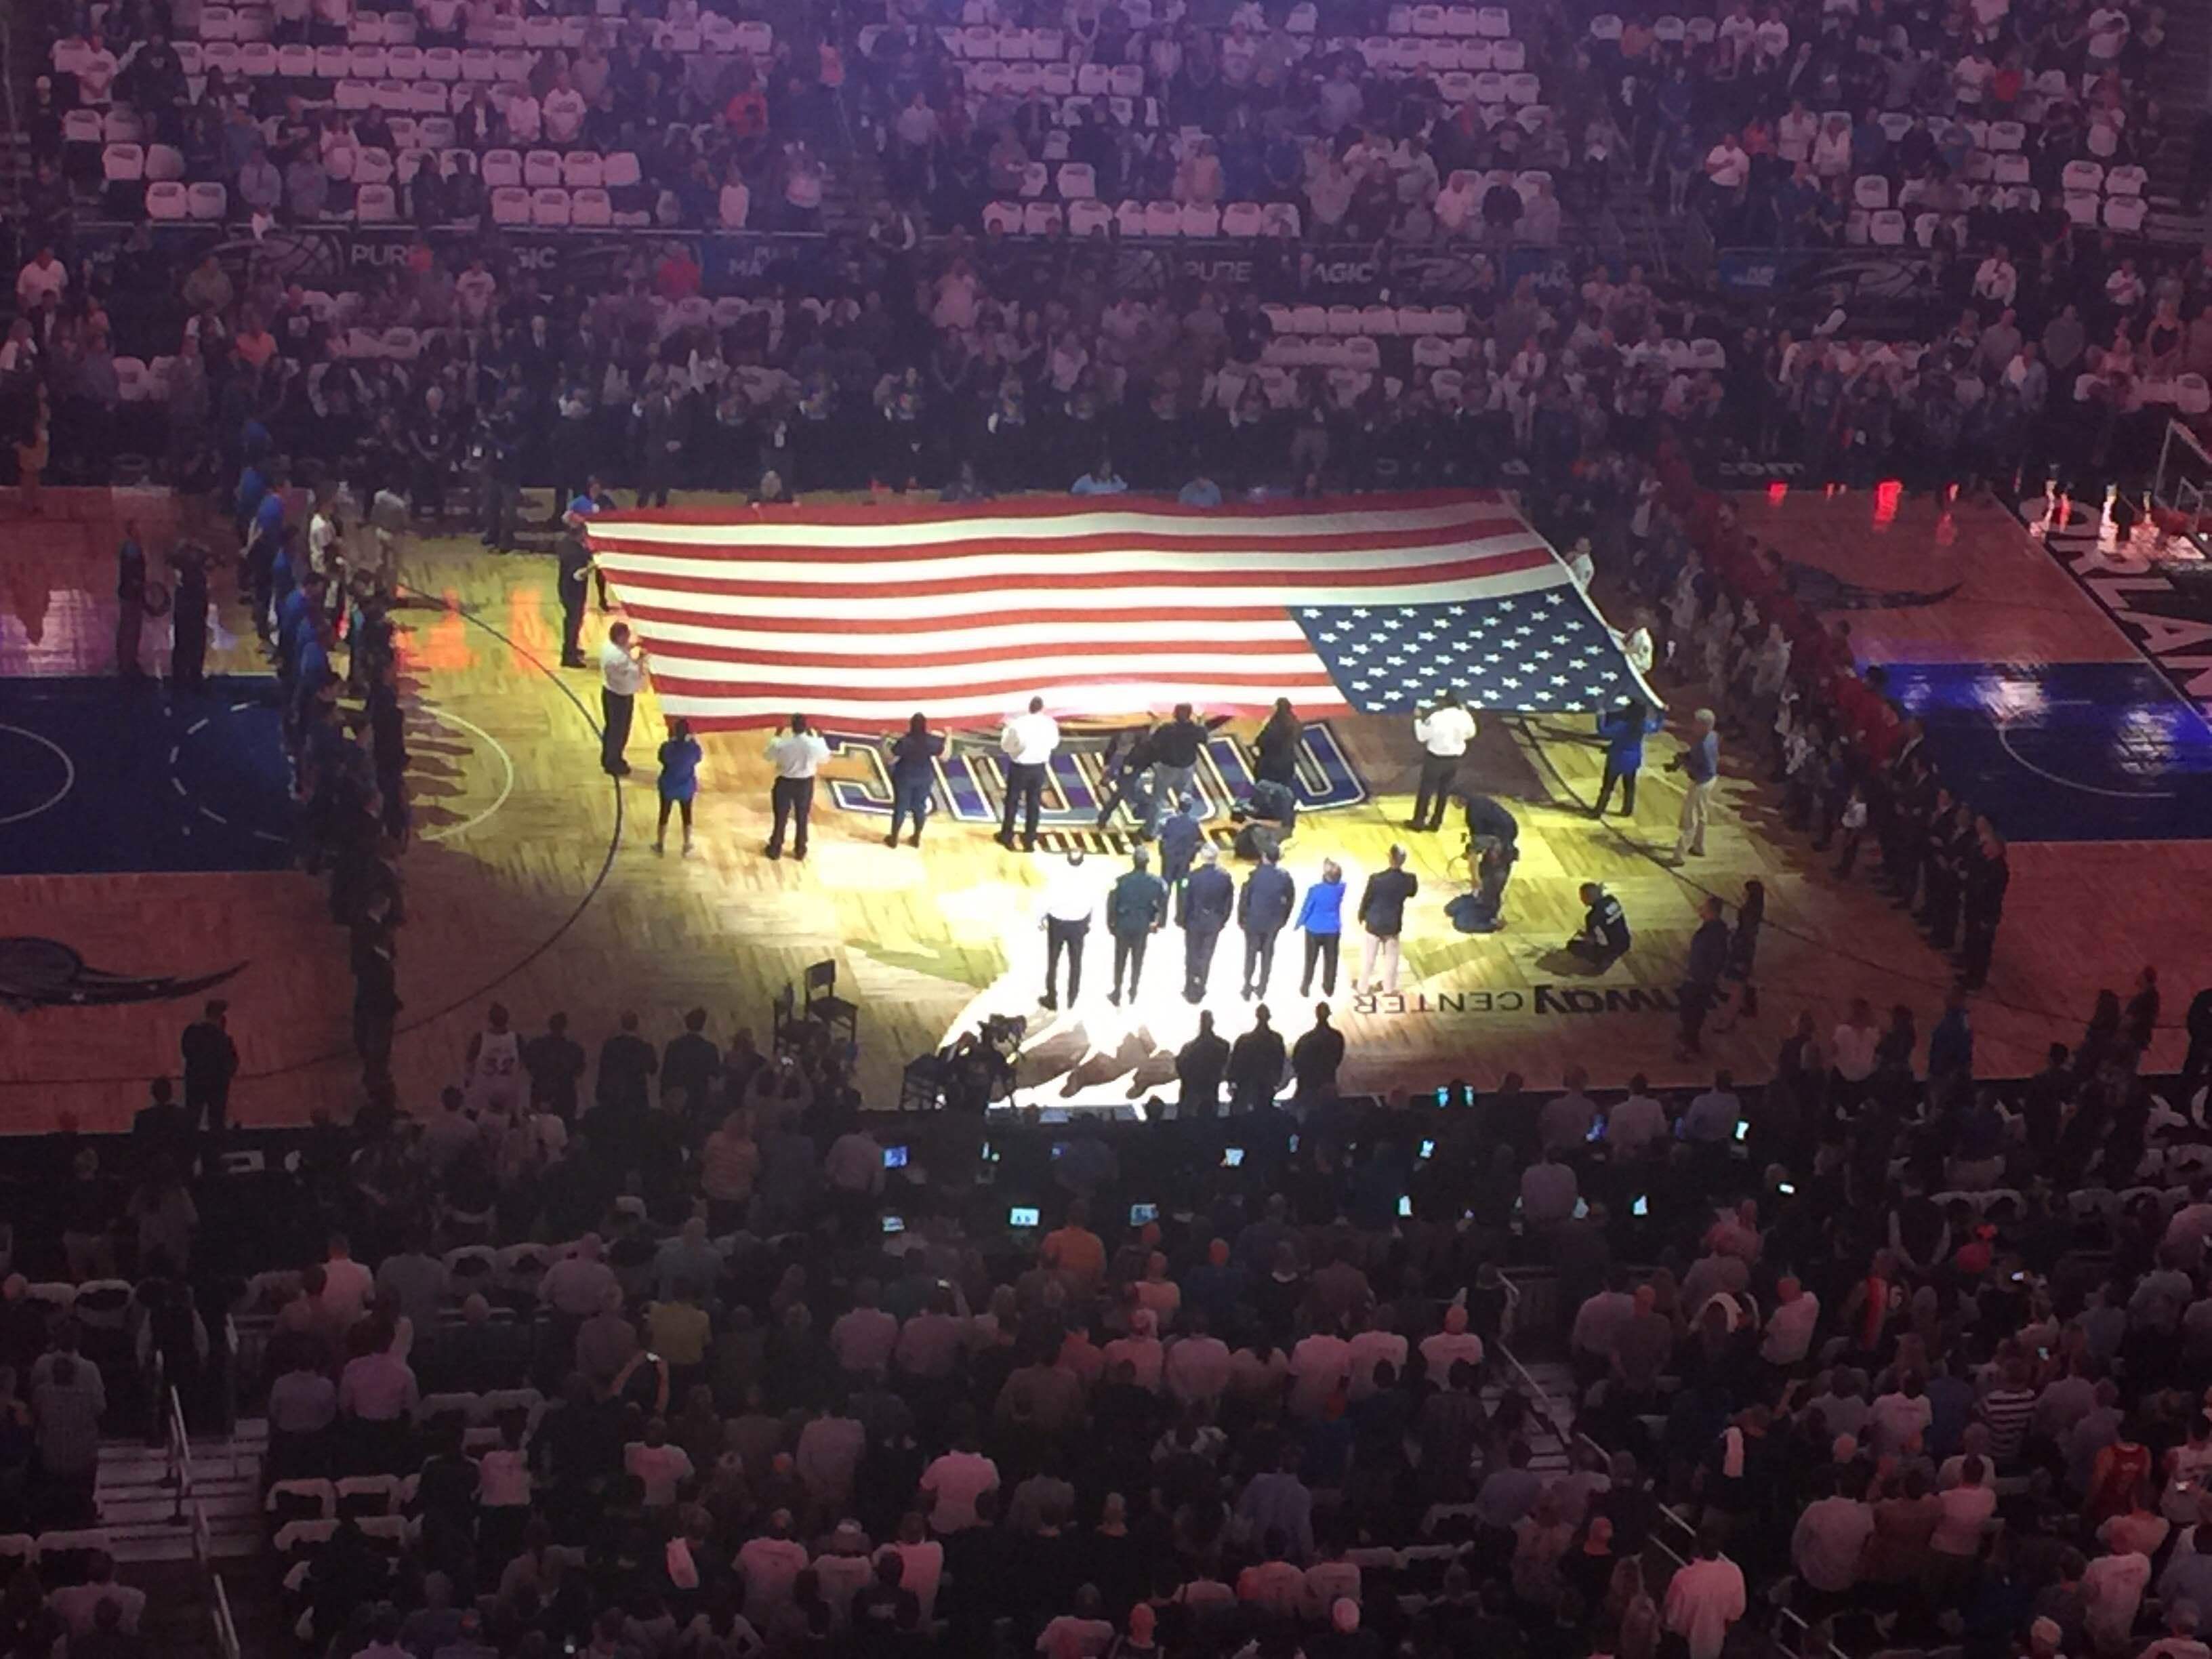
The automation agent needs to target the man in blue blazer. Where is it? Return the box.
[1236,844,1298,1001]
[1177,846,1236,1004]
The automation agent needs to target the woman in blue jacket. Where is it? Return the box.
[655,718,702,857]
[1593,697,1665,817]
[1295,858,1346,996]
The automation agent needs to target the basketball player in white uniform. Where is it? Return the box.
[466,1002,523,1118]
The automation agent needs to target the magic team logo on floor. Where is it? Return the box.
[1779,559,1963,613]
[1864,495,2212,844]
[0,936,243,1011]
[2016,492,2212,725]
[823,722,1368,833]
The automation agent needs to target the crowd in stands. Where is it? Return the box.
[0,0,2208,512]
[0,949,2189,1659]
[12,2,2212,1657]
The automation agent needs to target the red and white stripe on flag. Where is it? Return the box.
[581,491,1572,731]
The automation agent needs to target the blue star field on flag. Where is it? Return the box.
[1293,590,1639,714]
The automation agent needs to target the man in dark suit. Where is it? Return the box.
[1678,894,1731,1059]
[1290,1003,1346,1104]
[1356,843,1419,994]
[1178,846,1235,1004]
[555,525,592,668]
[1959,818,2009,990]
[1227,1004,1287,1113]
[180,998,239,1136]
[1175,1012,1230,1118]
[1157,796,1204,888]
[1107,848,1168,1006]
[1094,721,1159,833]
[1237,844,1297,1001]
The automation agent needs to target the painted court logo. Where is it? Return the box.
[2019,494,2212,724]
[823,722,1368,833]
[0,937,243,1011]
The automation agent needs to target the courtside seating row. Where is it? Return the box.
[133,177,647,228]
[56,7,771,60]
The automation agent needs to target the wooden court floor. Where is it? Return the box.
[3,487,2208,1131]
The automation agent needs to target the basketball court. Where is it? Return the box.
[3,483,2209,1131]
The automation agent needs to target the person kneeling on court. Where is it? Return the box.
[1568,881,1632,969]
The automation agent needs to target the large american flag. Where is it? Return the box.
[582,491,1647,731]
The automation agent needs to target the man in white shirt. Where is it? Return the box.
[598,622,647,776]
[1607,1078,1669,1155]
[538,1233,621,1316]
[1287,1326,1351,1419]
[764,712,832,861]
[623,1418,695,1507]
[1662,1528,1746,1659]
[2083,1541,2153,1652]
[453,258,497,323]
[1520,1147,1580,1227]
[719,173,750,229]
[1704,134,1750,201]
[738,1512,812,1615]
[783,142,826,228]
[1345,1313,1408,1399]
[1038,848,1092,1012]
[1164,1315,1233,1406]
[1420,1302,1486,1377]
[1760,1276,1820,1368]
[1777,101,1818,165]
[504,86,542,146]
[1570,1276,1636,1371]
[998,695,1059,851]
[307,488,343,603]
[824,1124,885,1199]
[1868,1374,1933,1455]
[1410,690,1476,833]
[1717,1,1756,52]
[320,1235,375,1326]
[918,1435,999,1532]
[2086,5,2129,61]
[1931,1454,1997,1557]
[1973,253,2018,308]
[1832,999,1879,1084]
[540,70,587,146]
[49,1554,143,1637]
[15,248,66,313]
[1435,171,1480,236]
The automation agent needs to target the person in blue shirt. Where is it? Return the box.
[1071,456,1127,496]
[291,617,334,743]
[245,480,287,641]
[1177,471,1222,508]
[1927,983,1975,1084]
[1294,858,1346,997]
[1568,881,1631,968]
[268,525,300,642]
[654,718,702,859]
[886,712,943,848]
[569,476,617,608]
[1667,707,1720,860]
[1593,697,1665,817]
[1156,796,1204,886]
[276,571,322,695]
[234,460,268,539]
[115,527,147,678]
